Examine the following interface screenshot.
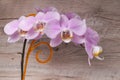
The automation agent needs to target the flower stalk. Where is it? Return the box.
[21,39,27,80]
[22,40,53,80]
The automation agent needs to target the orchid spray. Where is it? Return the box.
[4,7,103,80]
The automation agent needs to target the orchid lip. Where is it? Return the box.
[61,30,73,43]
[19,29,28,37]
[34,21,46,33]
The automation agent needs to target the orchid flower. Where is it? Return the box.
[25,10,61,40]
[4,16,35,42]
[45,14,87,47]
[82,27,104,66]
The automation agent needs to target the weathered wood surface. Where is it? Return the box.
[0,0,120,80]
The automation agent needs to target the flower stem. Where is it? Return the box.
[21,39,27,80]
[22,40,53,80]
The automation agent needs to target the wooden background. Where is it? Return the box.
[0,0,120,80]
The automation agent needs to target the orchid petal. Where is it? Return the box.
[65,12,80,19]
[69,19,87,36]
[85,41,93,59]
[34,34,42,40]
[35,12,44,20]
[42,7,57,13]
[45,20,61,39]
[25,29,40,39]
[50,34,62,47]
[60,15,69,28]
[85,27,99,45]
[18,16,26,22]
[72,34,85,44]
[4,20,19,35]
[7,32,20,43]
[19,16,35,31]
[44,11,60,22]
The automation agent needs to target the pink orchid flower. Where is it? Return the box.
[45,14,87,47]
[82,27,104,65]
[21,10,61,40]
[4,16,35,43]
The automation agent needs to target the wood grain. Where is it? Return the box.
[0,0,120,80]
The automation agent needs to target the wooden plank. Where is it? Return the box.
[0,49,120,80]
[0,0,100,18]
[0,0,120,20]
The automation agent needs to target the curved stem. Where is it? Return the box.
[21,39,27,80]
[34,42,53,64]
[22,40,53,80]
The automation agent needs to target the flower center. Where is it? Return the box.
[19,30,28,37]
[61,30,73,43]
[93,46,103,57]
[34,22,46,33]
